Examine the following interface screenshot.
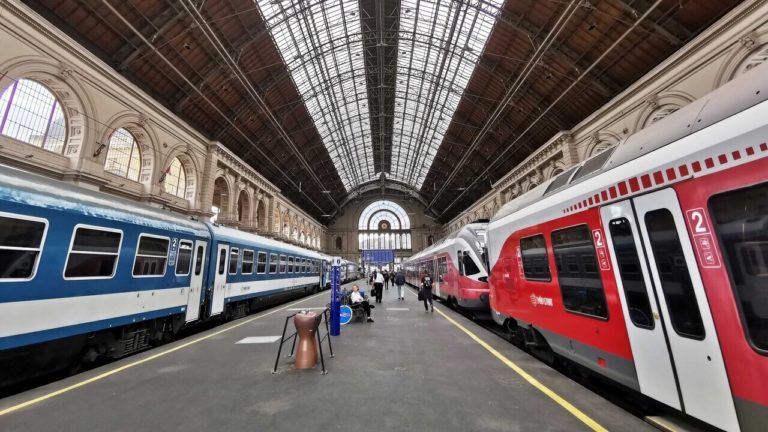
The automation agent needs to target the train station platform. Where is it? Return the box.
[0,282,653,432]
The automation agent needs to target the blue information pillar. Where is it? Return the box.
[330,257,342,336]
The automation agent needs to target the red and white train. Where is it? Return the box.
[403,223,490,314]
[487,63,768,431]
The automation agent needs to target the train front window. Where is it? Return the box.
[552,225,608,319]
[608,218,654,329]
[133,235,169,277]
[711,183,768,352]
[175,241,193,276]
[520,234,551,281]
[645,209,704,339]
[0,214,46,280]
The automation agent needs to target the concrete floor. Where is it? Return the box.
[0,281,653,432]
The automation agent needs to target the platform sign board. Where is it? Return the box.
[339,305,353,325]
[330,257,342,336]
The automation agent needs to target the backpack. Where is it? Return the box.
[422,276,433,290]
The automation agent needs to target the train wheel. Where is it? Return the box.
[526,328,555,365]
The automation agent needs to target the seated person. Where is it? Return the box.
[350,285,374,323]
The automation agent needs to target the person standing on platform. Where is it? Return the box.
[394,269,406,300]
[421,272,434,312]
[383,270,390,290]
[373,271,385,303]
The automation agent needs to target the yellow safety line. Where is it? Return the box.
[0,290,328,417]
[411,289,608,432]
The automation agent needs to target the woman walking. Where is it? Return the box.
[421,272,434,312]
[373,271,385,303]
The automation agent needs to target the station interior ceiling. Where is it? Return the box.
[23,0,743,223]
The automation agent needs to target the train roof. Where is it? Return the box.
[491,62,768,225]
[0,163,209,236]
[210,224,323,258]
[405,222,488,262]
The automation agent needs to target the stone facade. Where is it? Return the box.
[443,0,768,236]
[0,1,325,250]
[326,196,441,264]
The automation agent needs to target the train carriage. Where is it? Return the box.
[205,225,322,319]
[0,164,325,387]
[487,63,768,431]
[403,223,490,314]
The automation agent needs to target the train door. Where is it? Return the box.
[601,188,738,432]
[185,240,207,322]
[211,243,228,316]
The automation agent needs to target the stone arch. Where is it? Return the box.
[236,189,251,224]
[0,56,93,166]
[335,235,343,250]
[212,176,231,221]
[256,199,267,231]
[715,33,768,87]
[543,160,568,180]
[100,112,159,190]
[525,182,539,192]
[161,147,198,203]
[582,131,622,160]
[635,92,695,131]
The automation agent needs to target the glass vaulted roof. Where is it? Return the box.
[256,0,502,192]
[257,0,374,191]
[393,0,502,188]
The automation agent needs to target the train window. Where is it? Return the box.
[269,253,277,274]
[520,235,551,281]
[175,240,193,276]
[462,252,481,276]
[279,255,287,274]
[302,258,308,273]
[63,226,121,279]
[242,250,254,275]
[608,218,654,329]
[645,209,705,339]
[0,214,47,280]
[288,256,295,273]
[710,183,768,352]
[552,225,608,319]
[229,248,239,275]
[257,252,267,274]
[217,249,226,275]
[133,235,169,277]
[194,245,204,276]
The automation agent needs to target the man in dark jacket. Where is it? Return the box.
[383,270,390,290]
[394,270,406,300]
[421,273,434,312]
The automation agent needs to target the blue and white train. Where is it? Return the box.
[0,164,331,387]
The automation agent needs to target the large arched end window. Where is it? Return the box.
[104,128,141,181]
[358,200,411,250]
[163,157,187,198]
[0,79,67,153]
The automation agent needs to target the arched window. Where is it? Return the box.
[0,79,66,153]
[358,200,412,251]
[104,128,141,181]
[335,236,343,250]
[163,157,187,198]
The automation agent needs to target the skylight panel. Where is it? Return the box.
[256,0,375,191]
[392,0,502,189]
